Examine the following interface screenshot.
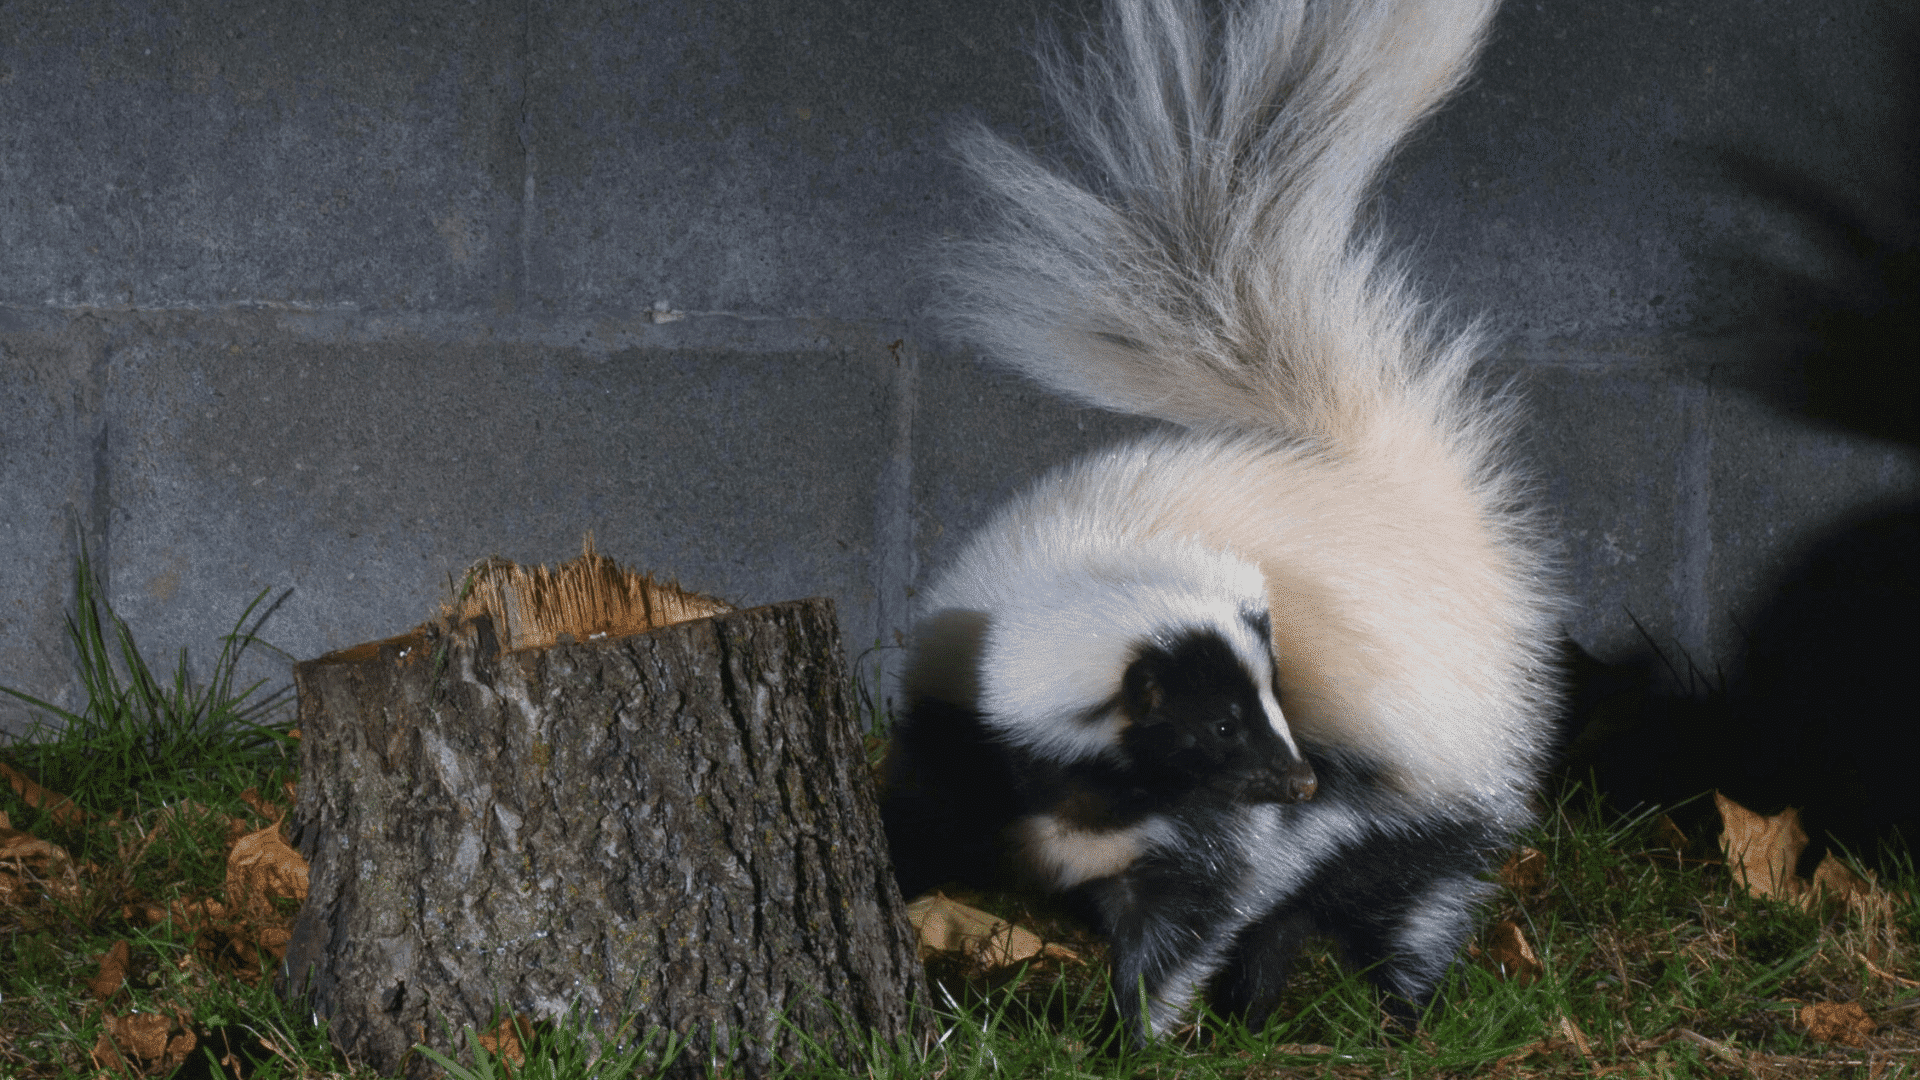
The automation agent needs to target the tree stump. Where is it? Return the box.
[280,548,928,1078]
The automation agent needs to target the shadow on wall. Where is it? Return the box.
[1558,20,1920,873]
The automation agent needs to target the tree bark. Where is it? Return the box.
[281,597,927,1078]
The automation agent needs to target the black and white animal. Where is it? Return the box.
[881,0,1562,1045]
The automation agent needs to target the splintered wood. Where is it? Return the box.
[441,536,731,651]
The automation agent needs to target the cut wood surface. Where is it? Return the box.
[281,547,926,1078]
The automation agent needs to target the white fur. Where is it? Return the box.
[919,522,1297,764]
[919,0,1559,824]
[1014,812,1182,890]
[897,0,1561,1039]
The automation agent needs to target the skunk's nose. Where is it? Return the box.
[1286,758,1318,802]
[1244,754,1318,804]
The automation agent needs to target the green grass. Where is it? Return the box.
[4,555,1918,1079]
[412,1007,686,1080]
[1,546,296,821]
[0,551,314,1078]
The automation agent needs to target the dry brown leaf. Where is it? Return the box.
[167,1033,200,1068]
[0,761,86,828]
[189,826,309,984]
[1717,793,1901,918]
[1799,1001,1875,1046]
[238,787,285,824]
[1716,792,1804,900]
[1483,919,1543,983]
[1652,813,1688,850]
[0,823,72,868]
[92,1011,195,1074]
[121,901,168,927]
[478,1015,535,1067]
[196,922,277,983]
[225,824,309,919]
[151,896,228,935]
[1499,847,1547,889]
[89,940,130,1001]
[0,823,83,908]
[905,893,1069,968]
[255,925,293,959]
[1555,1013,1593,1060]
[1808,851,1882,914]
[0,808,9,828]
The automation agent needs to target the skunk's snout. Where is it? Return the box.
[1241,752,1318,805]
[1285,757,1317,803]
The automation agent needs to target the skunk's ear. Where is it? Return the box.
[1121,655,1165,722]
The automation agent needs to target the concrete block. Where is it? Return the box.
[0,0,525,312]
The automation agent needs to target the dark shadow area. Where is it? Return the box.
[1560,503,1920,874]
[1559,14,1919,873]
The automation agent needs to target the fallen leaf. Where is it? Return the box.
[224,824,309,919]
[0,761,86,828]
[94,1011,191,1073]
[89,940,130,1000]
[0,823,82,908]
[1482,919,1542,983]
[122,901,169,927]
[1555,1013,1592,1060]
[238,788,285,825]
[1808,851,1881,913]
[194,825,306,985]
[1716,793,1803,900]
[1499,847,1546,889]
[905,893,1070,968]
[254,925,292,960]
[168,1032,201,1068]
[1652,814,1688,850]
[162,897,229,933]
[478,1014,534,1067]
[0,823,72,868]
[1799,1001,1875,1046]
[1716,793,1904,918]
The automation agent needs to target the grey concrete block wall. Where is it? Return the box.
[3,0,1916,738]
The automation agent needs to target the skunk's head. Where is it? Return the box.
[1119,621,1317,805]
[933,535,1315,802]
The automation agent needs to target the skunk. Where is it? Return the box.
[882,0,1561,1044]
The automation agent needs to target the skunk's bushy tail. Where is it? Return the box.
[942,0,1501,456]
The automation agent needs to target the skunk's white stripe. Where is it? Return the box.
[922,527,1302,766]
[1014,813,1180,890]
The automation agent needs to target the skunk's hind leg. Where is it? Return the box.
[1221,817,1500,1030]
[1078,840,1256,1047]
[1322,868,1488,1027]
[1209,906,1315,1033]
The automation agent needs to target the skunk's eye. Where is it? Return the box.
[1215,719,1235,738]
